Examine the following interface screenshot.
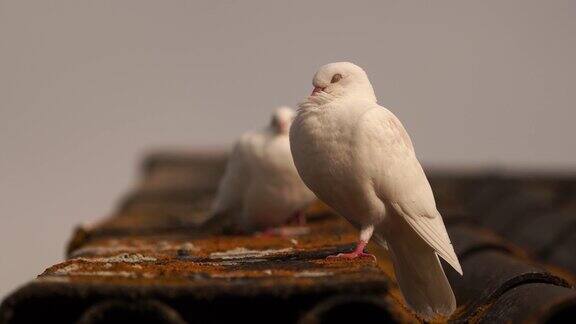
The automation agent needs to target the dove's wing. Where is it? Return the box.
[357,105,462,274]
[203,135,254,233]
[212,135,252,215]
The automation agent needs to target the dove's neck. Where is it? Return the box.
[265,126,289,138]
[299,89,376,112]
[350,79,377,102]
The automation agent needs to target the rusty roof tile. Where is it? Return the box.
[2,150,576,323]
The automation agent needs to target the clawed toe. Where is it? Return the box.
[326,252,376,261]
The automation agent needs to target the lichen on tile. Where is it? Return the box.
[209,247,293,260]
[72,253,157,263]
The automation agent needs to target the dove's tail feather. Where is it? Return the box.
[383,213,456,321]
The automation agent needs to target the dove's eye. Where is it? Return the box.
[331,74,342,83]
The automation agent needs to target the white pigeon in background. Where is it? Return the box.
[204,107,316,234]
[289,62,463,320]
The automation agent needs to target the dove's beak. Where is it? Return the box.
[311,86,324,96]
[279,122,289,134]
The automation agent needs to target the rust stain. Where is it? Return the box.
[8,151,573,324]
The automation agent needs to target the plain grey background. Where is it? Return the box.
[1,0,575,297]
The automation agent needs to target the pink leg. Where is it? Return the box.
[327,226,376,261]
[326,240,376,261]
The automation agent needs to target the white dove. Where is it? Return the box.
[205,107,316,234]
[289,62,462,319]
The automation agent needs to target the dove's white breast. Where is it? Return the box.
[290,100,386,227]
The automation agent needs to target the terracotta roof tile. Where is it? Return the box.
[2,151,576,323]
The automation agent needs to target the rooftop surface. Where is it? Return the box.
[1,150,575,323]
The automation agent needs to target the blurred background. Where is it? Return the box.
[0,0,575,298]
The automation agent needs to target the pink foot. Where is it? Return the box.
[326,241,376,261]
[327,251,376,261]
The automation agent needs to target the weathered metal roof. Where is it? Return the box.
[1,151,575,323]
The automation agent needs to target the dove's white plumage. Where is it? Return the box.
[207,107,316,233]
[290,62,462,320]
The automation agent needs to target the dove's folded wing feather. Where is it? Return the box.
[203,135,254,233]
[212,136,252,214]
[390,202,462,274]
[357,106,462,274]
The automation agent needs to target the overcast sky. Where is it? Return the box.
[1,0,575,297]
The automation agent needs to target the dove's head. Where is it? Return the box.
[270,106,295,135]
[302,62,376,108]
